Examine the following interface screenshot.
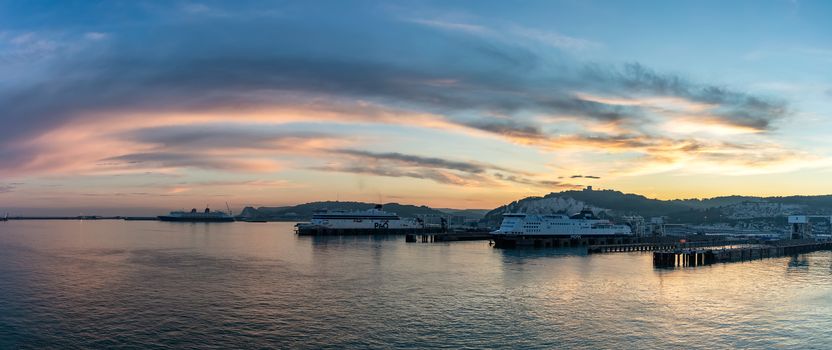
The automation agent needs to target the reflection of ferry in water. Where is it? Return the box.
[158,208,235,222]
[492,208,632,237]
[295,205,431,235]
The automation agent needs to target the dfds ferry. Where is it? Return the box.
[492,208,632,237]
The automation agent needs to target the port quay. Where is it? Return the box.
[651,240,832,268]
[10,207,832,270]
[404,233,832,269]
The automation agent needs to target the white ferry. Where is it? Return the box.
[493,208,632,237]
[295,205,425,235]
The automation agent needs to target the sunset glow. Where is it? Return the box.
[1,1,831,214]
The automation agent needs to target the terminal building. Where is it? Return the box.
[789,215,832,240]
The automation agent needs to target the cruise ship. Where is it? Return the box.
[158,208,235,222]
[492,208,632,237]
[295,205,426,235]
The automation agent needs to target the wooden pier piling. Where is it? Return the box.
[587,240,745,254]
[652,240,832,268]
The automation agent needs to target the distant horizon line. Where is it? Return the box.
[4,188,832,216]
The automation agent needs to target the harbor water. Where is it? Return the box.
[2,221,832,348]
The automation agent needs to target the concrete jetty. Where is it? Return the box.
[492,235,731,249]
[405,231,492,243]
[588,240,748,254]
[433,231,492,242]
[653,240,832,268]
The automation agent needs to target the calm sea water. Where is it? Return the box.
[1,221,832,349]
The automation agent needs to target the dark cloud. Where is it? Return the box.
[122,125,336,150]
[584,63,787,129]
[320,150,562,187]
[312,164,488,186]
[538,96,644,121]
[0,5,792,175]
[570,175,600,179]
[494,173,581,189]
[101,152,228,169]
[335,149,490,174]
[100,152,275,172]
[562,133,655,149]
[463,120,547,140]
[173,179,290,187]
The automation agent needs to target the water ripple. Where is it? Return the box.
[1,221,832,348]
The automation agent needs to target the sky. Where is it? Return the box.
[1,0,832,215]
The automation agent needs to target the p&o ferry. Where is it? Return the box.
[295,205,428,235]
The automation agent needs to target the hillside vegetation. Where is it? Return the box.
[481,189,832,227]
[238,190,832,226]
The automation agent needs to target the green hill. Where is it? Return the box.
[481,189,832,228]
[238,191,832,225]
[481,189,689,226]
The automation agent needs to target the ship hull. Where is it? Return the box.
[158,216,235,222]
[296,226,439,236]
[492,234,633,248]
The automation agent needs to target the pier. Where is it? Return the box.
[587,240,748,254]
[405,231,492,243]
[588,242,680,253]
[491,234,731,249]
[653,240,832,268]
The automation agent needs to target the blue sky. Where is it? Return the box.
[1,0,831,214]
